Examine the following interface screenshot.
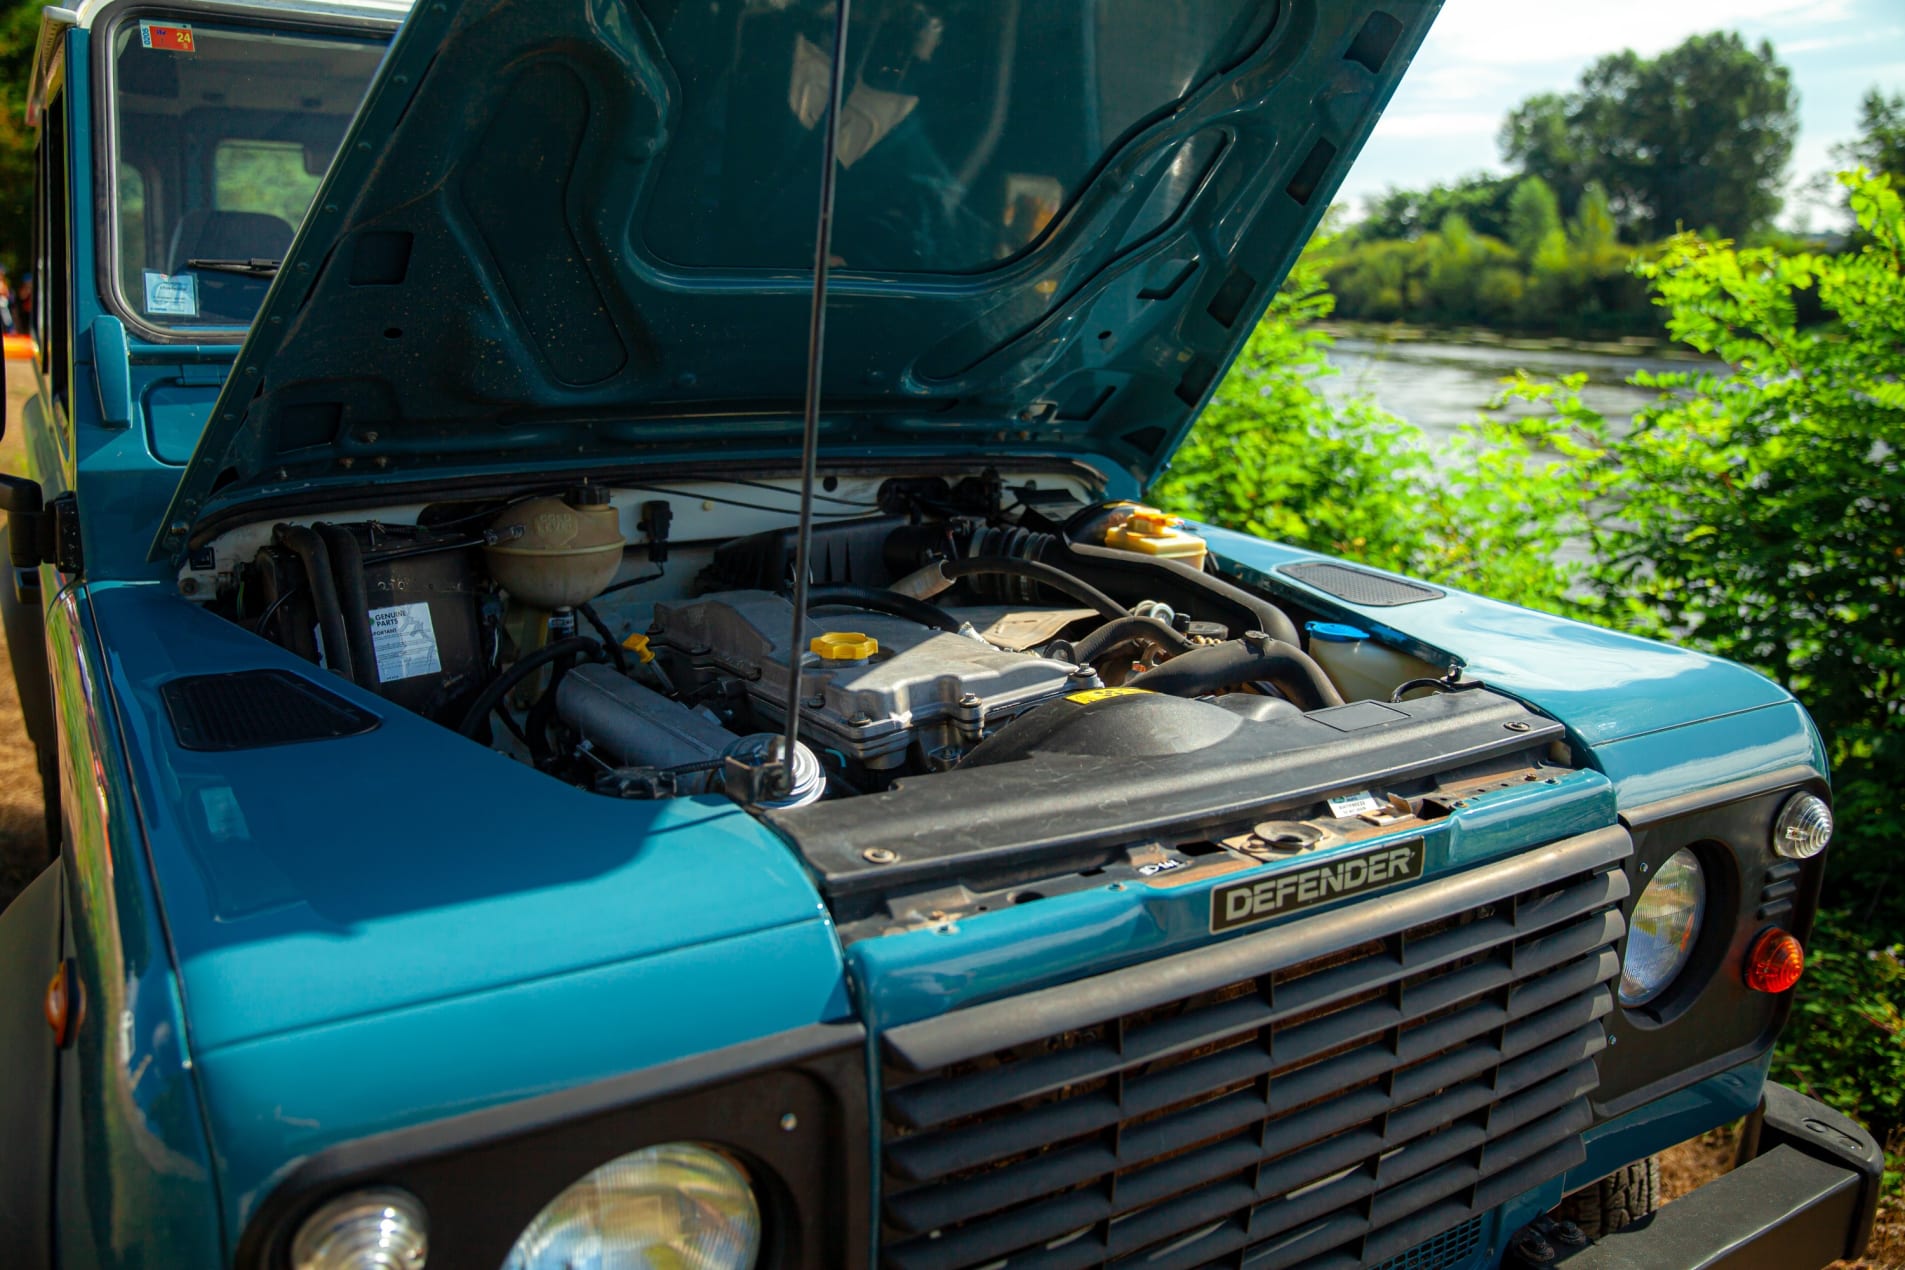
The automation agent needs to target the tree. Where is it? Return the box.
[1506,176,1562,262]
[1501,32,1797,240]
[1353,173,1519,243]
[1833,89,1905,182]
[0,1,40,272]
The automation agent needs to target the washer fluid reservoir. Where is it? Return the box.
[1304,622,1444,704]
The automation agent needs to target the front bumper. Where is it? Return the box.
[1550,1082,1883,1269]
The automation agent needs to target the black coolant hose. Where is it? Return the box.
[806,584,966,634]
[315,523,381,691]
[272,525,355,683]
[456,636,608,740]
[1063,614,1196,665]
[1127,635,1346,711]
[941,556,1126,621]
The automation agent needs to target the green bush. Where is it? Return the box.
[1324,184,1659,336]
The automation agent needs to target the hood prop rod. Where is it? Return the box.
[747,0,853,807]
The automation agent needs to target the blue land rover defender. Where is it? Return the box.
[0,0,1884,1266]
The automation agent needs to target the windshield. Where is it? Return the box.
[109,16,386,330]
[639,0,1270,273]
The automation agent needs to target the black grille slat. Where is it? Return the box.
[888,876,1627,1133]
[880,830,1632,1269]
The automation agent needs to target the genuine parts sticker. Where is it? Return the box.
[1210,838,1425,932]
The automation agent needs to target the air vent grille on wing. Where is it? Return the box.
[160,669,380,751]
[1278,562,1445,608]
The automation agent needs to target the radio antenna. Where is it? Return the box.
[774,0,853,799]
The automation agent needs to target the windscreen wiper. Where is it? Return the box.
[186,257,281,277]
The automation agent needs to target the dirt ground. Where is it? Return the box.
[0,367,1896,1264]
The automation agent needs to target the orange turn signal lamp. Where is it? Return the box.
[1745,928,1805,994]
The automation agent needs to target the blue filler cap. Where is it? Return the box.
[1306,621,1371,644]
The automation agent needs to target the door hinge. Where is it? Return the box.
[0,477,83,575]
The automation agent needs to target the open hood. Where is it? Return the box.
[154,0,1441,562]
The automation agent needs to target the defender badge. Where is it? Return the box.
[1211,839,1426,932]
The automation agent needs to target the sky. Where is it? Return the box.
[1339,0,1905,231]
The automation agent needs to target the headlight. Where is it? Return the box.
[1620,847,1707,1007]
[503,1141,761,1270]
[290,1189,428,1270]
[1773,792,1833,859]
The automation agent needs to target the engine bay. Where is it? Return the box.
[190,471,1577,938]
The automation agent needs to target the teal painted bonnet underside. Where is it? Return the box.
[154,0,1443,561]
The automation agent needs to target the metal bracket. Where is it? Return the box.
[0,477,82,575]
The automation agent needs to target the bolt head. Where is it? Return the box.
[959,693,982,707]
[862,847,898,864]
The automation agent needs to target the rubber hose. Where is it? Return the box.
[942,556,1126,620]
[806,584,965,633]
[577,601,630,673]
[456,635,607,739]
[1127,636,1346,711]
[315,524,381,690]
[1068,615,1196,665]
[272,525,355,682]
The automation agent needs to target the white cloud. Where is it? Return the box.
[1375,111,1504,140]
[1418,0,1853,67]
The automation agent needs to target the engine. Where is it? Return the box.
[207,478,1459,819]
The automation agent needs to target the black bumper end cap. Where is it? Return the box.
[1539,1082,1881,1269]
[1739,1080,1885,1262]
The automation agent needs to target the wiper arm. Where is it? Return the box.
[186,257,281,277]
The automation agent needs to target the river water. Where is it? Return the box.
[1317,335,1693,442]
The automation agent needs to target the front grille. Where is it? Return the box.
[1370,1216,1482,1270]
[878,827,1631,1270]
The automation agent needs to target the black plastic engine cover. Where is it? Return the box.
[767,687,1562,901]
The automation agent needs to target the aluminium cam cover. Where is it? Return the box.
[650,591,1076,765]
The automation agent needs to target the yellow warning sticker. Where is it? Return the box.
[1065,686,1151,705]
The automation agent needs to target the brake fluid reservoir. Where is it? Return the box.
[1304,622,1444,704]
[1101,505,1208,569]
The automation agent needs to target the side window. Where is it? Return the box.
[33,91,70,403]
[213,140,322,235]
[118,163,148,305]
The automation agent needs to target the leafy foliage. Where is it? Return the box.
[1353,172,1522,244]
[1612,174,1905,919]
[1501,31,1797,239]
[1835,90,1905,184]
[1325,184,1653,334]
[0,0,40,272]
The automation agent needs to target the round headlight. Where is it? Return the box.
[1773,792,1833,860]
[503,1142,760,1270]
[1620,848,1707,1007]
[291,1188,428,1270]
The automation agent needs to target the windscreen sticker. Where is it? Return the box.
[143,270,199,317]
[370,603,442,682]
[138,20,196,51]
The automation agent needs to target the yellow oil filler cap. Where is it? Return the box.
[811,631,879,661]
[620,632,657,664]
[1103,506,1208,570]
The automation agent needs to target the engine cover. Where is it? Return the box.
[650,590,1078,769]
